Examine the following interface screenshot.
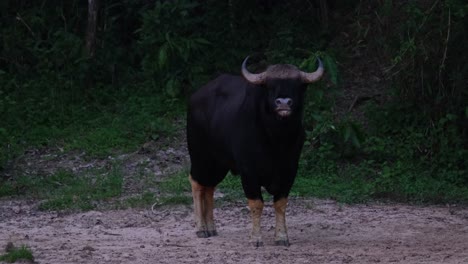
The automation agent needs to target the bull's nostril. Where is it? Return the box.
[275,98,293,106]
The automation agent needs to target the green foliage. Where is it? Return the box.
[366,101,466,171]
[290,0,468,204]
[300,53,364,159]
[138,0,211,97]
[217,173,244,202]
[151,170,192,206]
[0,244,34,263]
[298,141,468,204]
[293,171,375,204]
[40,169,123,211]
[0,168,123,210]
[297,99,467,203]
[0,91,182,166]
[159,170,190,194]
[383,0,467,117]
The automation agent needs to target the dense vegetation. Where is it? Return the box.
[1,0,467,205]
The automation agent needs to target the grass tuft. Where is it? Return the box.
[0,244,34,263]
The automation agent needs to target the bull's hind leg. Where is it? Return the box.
[204,186,217,236]
[189,174,217,238]
[189,174,207,237]
[274,197,289,246]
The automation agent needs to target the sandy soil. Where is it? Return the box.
[1,198,467,264]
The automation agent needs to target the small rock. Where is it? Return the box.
[13,206,21,214]
[81,245,95,251]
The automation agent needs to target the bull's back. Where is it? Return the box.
[189,74,247,114]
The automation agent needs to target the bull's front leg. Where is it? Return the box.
[274,197,289,246]
[248,199,264,247]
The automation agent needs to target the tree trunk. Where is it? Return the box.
[319,0,328,31]
[85,0,99,58]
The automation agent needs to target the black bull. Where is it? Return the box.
[187,56,324,247]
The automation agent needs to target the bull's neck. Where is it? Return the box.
[259,107,303,146]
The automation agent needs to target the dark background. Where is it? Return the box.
[0,0,467,203]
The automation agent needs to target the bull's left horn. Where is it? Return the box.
[300,58,324,83]
[241,56,266,85]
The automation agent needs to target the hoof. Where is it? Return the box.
[196,231,209,238]
[250,240,264,247]
[196,230,218,238]
[275,240,290,247]
[207,230,218,237]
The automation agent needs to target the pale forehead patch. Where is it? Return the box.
[265,64,301,79]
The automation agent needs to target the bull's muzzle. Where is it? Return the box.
[275,97,292,117]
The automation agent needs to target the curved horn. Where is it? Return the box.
[241,56,266,85]
[300,58,324,83]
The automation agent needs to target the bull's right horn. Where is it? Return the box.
[241,56,266,85]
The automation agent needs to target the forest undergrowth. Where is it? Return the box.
[0,0,466,207]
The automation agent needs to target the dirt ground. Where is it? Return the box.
[1,198,468,264]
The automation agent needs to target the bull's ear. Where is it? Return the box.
[300,58,324,83]
[241,56,266,85]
